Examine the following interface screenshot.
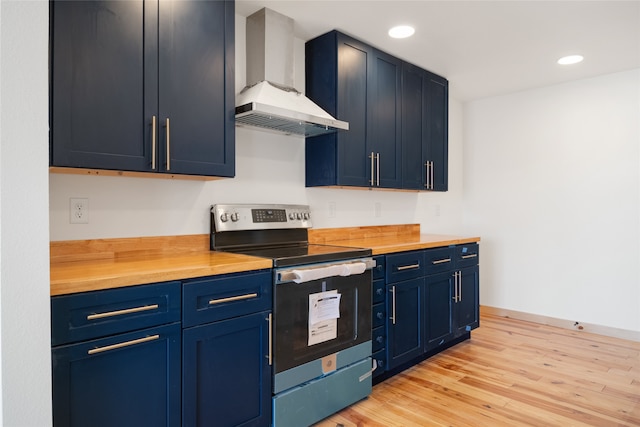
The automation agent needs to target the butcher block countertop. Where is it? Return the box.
[50,225,480,296]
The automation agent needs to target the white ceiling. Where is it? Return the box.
[235,0,640,101]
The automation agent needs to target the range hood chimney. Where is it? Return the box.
[235,8,348,137]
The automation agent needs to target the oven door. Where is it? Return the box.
[273,258,373,377]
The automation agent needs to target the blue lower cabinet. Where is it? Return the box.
[182,310,272,427]
[386,278,424,369]
[52,322,181,427]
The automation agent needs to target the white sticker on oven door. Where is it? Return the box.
[308,290,341,346]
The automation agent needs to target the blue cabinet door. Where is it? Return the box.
[50,0,156,171]
[386,278,424,369]
[425,72,449,191]
[157,0,235,177]
[368,48,402,189]
[182,310,272,427]
[401,63,449,191]
[50,0,235,177]
[455,265,480,335]
[424,271,455,352]
[305,31,371,187]
[52,322,181,427]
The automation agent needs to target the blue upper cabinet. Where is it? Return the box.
[306,30,447,191]
[401,63,449,191]
[305,31,401,189]
[50,0,235,178]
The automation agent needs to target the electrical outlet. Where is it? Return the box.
[328,202,336,218]
[69,198,89,224]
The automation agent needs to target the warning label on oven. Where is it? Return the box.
[308,290,341,346]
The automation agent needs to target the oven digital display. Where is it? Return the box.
[252,208,287,223]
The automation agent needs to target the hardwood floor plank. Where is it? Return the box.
[313,313,640,427]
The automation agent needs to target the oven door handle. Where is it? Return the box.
[278,258,376,284]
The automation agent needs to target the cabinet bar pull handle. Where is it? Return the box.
[369,152,375,185]
[209,293,258,305]
[267,313,272,366]
[397,263,420,271]
[391,285,396,325]
[424,162,429,188]
[432,258,451,265]
[165,118,171,171]
[88,334,160,355]
[376,153,380,186]
[87,304,159,320]
[151,116,157,170]
[452,271,458,302]
[430,161,434,190]
[461,254,478,259]
[458,271,463,301]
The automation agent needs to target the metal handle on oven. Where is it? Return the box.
[432,258,451,265]
[267,313,272,366]
[209,293,257,305]
[390,285,396,325]
[278,259,376,283]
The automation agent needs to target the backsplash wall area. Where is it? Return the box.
[48,14,465,241]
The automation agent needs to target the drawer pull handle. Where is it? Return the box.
[88,334,160,355]
[432,258,451,265]
[461,254,478,259]
[396,263,420,271]
[209,293,258,305]
[151,115,157,170]
[87,304,159,320]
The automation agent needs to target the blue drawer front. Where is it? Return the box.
[372,302,386,329]
[424,247,455,275]
[51,281,181,346]
[456,243,479,268]
[373,279,386,304]
[182,270,271,327]
[372,349,386,377]
[372,255,385,280]
[372,326,385,352]
[385,250,424,283]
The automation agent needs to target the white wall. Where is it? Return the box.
[49,14,465,241]
[0,0,52,425]
[464,69,640,333]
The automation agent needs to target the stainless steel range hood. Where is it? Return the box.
[236,8,348,137]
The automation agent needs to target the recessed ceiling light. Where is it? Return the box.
[557,55,584,65]
[388,25,415,39]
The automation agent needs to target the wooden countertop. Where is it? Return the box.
[50,225,479,296]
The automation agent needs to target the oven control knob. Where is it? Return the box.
[230,212,239,222]
[288,212,296,220]
[296,212,302,220]
[303,212,310,220]
[220,213,229,222]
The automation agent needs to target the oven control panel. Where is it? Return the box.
[212,204,312,232]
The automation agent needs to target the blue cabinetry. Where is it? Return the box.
[182,270,272,427]
[51,281,182,427]
[401,63,449,191]
[373,244,479,380]
[50,0,235,177]
[305,30,446,191]
[305,31,402,189]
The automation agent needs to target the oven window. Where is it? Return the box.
[273,271,372,374]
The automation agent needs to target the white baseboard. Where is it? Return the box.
[480,305,640,342]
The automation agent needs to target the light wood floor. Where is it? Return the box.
[314,312,640,427]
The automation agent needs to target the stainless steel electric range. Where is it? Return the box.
[211,204,375,427]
